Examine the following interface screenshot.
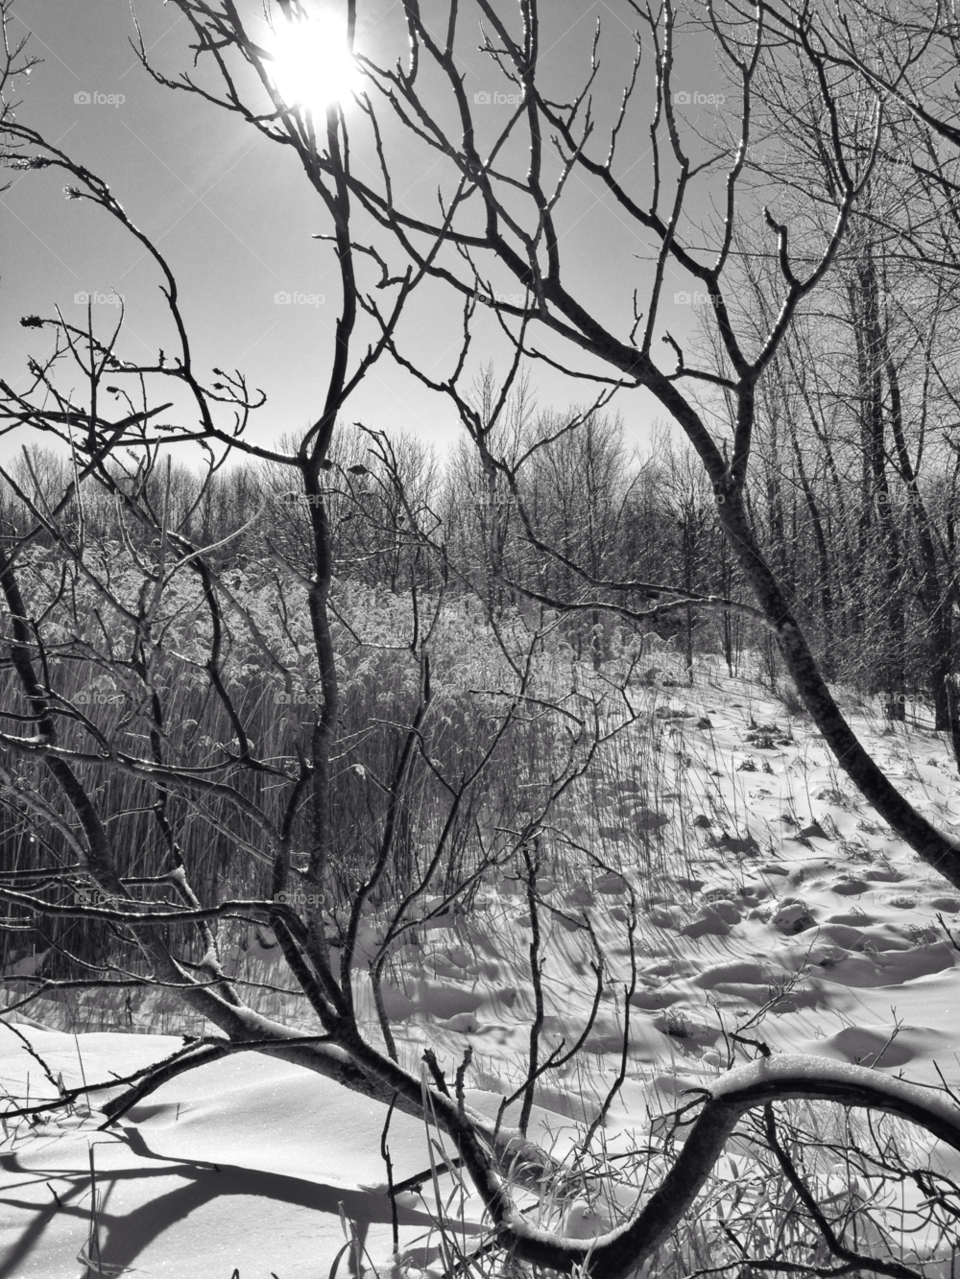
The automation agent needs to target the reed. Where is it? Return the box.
[1,538,648,1029]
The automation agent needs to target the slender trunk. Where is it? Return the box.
[884,344,958,735]
[789,422,835,679]
[803,386,857,673]
[718,537,736,677]
[857,250,906,716]
[303,465,340,974]
[715,490,960,887]
[559,295,960,887]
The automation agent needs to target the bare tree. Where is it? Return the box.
[4,4,960,1276]
[304,0,960,881]
[729,1,960,742]
[0,0,582,1181]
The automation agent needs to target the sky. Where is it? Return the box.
[0,1,738,473]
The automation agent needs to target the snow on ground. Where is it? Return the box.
[0,1033,468,1276]
[4,657,960,1276]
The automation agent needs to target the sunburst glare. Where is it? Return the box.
[265,11,359,115]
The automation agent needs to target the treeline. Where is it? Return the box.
[4,336,960,721]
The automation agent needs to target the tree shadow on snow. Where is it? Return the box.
[0,1124,461,1277]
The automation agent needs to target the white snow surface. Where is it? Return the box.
[5,660,960,1275]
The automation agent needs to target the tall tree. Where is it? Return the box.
[328,0,960,881]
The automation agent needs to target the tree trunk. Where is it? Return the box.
[716,488,960,886]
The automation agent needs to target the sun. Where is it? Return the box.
[265,11,360,115]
